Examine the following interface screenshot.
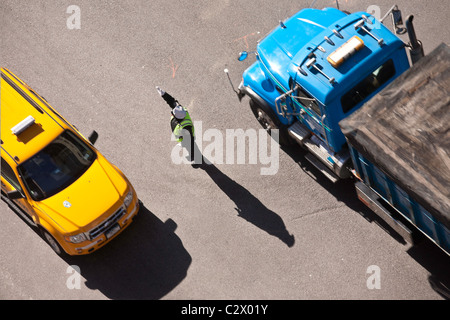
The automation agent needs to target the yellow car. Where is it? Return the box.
[0,68,139,256]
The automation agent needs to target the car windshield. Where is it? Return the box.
[18,130,96,201]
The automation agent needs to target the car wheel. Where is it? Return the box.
[40,228,66,257]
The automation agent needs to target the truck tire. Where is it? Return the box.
[249,99,291,146]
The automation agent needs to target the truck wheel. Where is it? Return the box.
[40,228,66,257]
[249,99,291,146]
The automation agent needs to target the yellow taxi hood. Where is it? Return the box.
[37,154,129,233]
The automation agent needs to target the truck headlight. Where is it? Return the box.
[124,190,133,209]
[65,233,87,244]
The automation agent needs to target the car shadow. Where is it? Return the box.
[198,158,295,248]
[64,203,192,300]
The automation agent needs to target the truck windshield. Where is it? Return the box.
[18,130,96,201]
[293,86,321,116]
[341,59,395,113]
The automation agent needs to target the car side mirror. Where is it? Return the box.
[88,130,99,145]
[7,189,24,200]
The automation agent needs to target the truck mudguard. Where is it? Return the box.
[241,60,294,126]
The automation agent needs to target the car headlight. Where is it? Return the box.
[124,190,134,209]
[65,233,87,244]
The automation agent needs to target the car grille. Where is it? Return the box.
[88,206,125,240]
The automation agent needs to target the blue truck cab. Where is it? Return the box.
[238,6,419,181]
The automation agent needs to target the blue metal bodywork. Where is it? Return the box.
[350,145,450,255]
[241,8,410,154]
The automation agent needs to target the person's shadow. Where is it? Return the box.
[196,151,294,247]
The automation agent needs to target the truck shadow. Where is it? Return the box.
[408,240,450,300]
[281,144,407,243]
[282,144,450,299]
[64,203,192,300]
[199,160,295,248]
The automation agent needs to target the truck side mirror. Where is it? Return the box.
[88,130,99,145]
[238,51,248,61]
[392,8,406,34]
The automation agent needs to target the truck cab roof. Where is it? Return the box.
[257,8,405,104]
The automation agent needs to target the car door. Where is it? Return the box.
[1,157,36,224]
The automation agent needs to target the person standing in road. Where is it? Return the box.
[156,86,202,168]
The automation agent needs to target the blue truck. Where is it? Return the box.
[236,4,423,181]
[235,4,449,256]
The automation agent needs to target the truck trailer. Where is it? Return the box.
[339,43,450,256]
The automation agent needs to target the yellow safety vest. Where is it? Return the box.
[172,111,194,142]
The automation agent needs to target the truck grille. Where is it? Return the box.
[89,206,125,240]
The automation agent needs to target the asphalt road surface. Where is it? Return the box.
[1,0,449,301]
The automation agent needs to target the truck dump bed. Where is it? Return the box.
[339,43,450,230]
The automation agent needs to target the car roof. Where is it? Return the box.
[1,68,65,164]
